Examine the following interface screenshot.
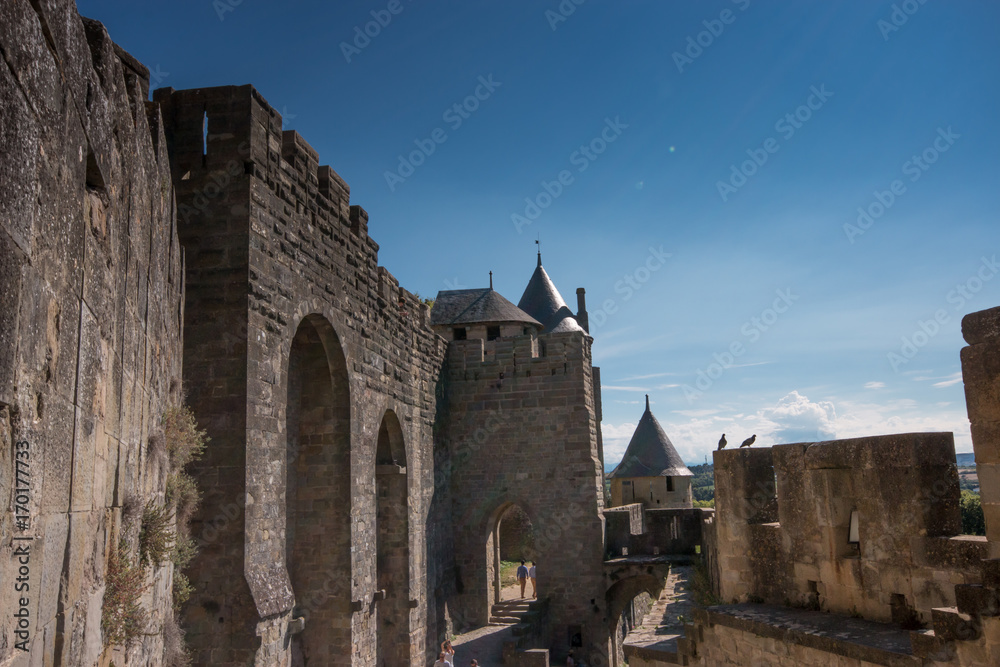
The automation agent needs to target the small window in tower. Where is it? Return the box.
[487,326,501,341]
[666,477,674,492]
[453,327,467,341]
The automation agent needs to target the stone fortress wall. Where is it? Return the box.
[6,2,1000,667]
[660,307,1000,667]
[1,2,184,665]
[439,331,609,659]
[153,84,449,666]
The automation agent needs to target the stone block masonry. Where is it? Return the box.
[155,84,450,666]
[713,434,982,624]
[0,2,184,665]
[439,333,611,663]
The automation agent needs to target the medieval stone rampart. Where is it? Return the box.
[1,4,184,665]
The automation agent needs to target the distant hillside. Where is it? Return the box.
[957,452,975,467]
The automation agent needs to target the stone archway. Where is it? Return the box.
[487,502,538,608]
[605,575,667,667]
[376,409,410,666]
[286,314,352,665]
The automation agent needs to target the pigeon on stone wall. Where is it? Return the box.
[740,434,756,448]
[718,434,727,450]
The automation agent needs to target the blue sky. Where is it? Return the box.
[80,0,1000,464]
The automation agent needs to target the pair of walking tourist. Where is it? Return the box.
[516,560,539,599]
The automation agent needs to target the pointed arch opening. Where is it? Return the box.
[376,409,410,665]
[286,314,352,665]
[487,502,538,611]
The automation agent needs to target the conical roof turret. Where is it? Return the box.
[609,395,692,478]
[517,252,584,333]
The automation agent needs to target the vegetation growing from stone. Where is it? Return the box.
[164,405,209,469]
[102,537,149,646]
[171,535,198,610]
[163,615,192,667]
[162,404,208,656]
[961,490,985,535]
[139,501,176,565]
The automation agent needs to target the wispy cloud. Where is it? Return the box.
[932,372,963,388]
[864,381,885,389]
[618,371,680,381]
[603,383,681,392]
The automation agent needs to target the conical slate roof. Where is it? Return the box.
[430,288,542,328]
[517,254,584,333]
[609,396,693,478]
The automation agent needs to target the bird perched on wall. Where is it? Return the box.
[740,434,756,448]
[718,434,727,450]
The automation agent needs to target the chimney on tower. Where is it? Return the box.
[576,287,589,333]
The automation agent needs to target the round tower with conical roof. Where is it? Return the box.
[607,395,693,508]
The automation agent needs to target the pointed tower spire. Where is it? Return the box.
[489,271,493,290]
[645,394,650,412]
[536,237,542,267]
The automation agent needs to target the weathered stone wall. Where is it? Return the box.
[0,2,184,665]
[961,306,1000,558]
[714,434,986,624]
[153,84,448,666]
[610,475,692,509]
[439,332,609,663]
[604,506,709,558]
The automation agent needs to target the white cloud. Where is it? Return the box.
[864,381,885,389]
[602,383,680,392]
[757,391,836,444]
[601,390,974,470]
[932,372,963,388]
[617,371,680,381]
[601,422,637,464]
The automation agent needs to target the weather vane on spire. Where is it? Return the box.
[536,235,542,266]
[489,271,493,289]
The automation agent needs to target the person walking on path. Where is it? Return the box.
[528,561,537,598]
[516,560,529,598]
[441,640,455,665]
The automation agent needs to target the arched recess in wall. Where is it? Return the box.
[375,409,411,666]
[605,575,667,667]
[286,314,352,665]
[486,501,539,609]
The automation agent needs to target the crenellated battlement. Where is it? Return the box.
[713,433,987,625]
[445,330,592,379]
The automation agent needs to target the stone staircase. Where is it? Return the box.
[492,598,549,654]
